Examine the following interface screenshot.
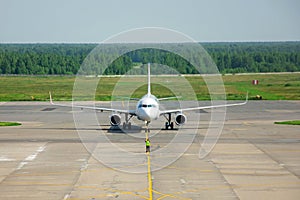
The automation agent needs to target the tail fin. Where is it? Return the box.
[147,63,151,96]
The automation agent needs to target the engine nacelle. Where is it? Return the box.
[175,113,187,126]
[110,114,121,126]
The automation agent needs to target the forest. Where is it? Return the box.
[0,42,299,75]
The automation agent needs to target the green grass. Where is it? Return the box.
[0,76,75,101]
[0,122,22,126]
[222,73,300,100]
[0,73,299,101]
[274,120,300,125]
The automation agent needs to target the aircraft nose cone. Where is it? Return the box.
[140,108,151,121]
[144,109,151,120]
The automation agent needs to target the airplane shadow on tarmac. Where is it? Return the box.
[26,124,208,133]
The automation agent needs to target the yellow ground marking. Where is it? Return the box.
[144,127,199,200]
[145,130,149,140]
[145,127,153,200]
[68,190,148,200]
[147,153,153,200]
[242,122,252,125]
[153,190,192,200]
[232,128,247,131]
[72,185,149,199]
[66,180,300,200]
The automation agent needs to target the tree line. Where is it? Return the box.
[0,42,299,75]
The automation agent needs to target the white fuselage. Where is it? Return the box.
[136,94,160,122]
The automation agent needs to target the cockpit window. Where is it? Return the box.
[139,104,156,108]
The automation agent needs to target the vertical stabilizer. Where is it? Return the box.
[147,63,151,96]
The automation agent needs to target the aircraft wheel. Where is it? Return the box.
[170,122,174,130]
[122,122,126,129]
[165,122,169,130]
[128,122,131,130]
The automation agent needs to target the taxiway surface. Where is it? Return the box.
[0,101,299,199]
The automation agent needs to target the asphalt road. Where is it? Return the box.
[0,101,299,199]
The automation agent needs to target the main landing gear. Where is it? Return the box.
[164,113,174,130]
[122,113,133,130]
[122,122,131,130]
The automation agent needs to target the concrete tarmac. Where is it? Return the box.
[0,101,299,199]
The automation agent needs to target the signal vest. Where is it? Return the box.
[146,140,150,147]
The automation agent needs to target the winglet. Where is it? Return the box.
[147,63,151,96]
[49,91,53,104]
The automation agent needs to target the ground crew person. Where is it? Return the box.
[145,138,151,153]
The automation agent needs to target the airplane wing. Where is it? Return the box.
[158,96,182,101]
[159,93,248,115]
[49,92,136,115]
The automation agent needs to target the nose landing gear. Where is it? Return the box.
[145,121,150,134]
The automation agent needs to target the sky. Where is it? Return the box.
[0,0,299,43]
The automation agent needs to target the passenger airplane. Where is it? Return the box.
[50,63,247,130]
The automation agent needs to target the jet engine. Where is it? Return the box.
[110,114,121,126]
[175,113,186,126]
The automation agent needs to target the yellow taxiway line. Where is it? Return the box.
[145,127,153,200]
[147,153,153,200]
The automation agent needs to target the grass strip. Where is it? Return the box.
[274,120,300,125]
[0,122,22,126]
[0,73,299,101]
